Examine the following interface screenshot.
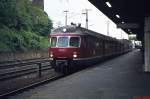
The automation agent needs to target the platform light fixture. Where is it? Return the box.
[116,14,120,18]
[106,2,112,8]
[121,21,125,24]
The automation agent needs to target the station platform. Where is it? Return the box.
[9,50,150,99]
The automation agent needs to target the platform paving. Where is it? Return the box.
[8,49,150,99]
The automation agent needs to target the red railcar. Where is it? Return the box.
[49,25,132,73]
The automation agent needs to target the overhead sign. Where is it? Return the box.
[117,23,139,29]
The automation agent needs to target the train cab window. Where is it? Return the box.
[69,37,80,47]
[57,37,69,47]
[50,37,57,47]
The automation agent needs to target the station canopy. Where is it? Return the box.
[88,0,150,41]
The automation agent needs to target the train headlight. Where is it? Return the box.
[50,52,53,57]
[73,54,77,58]
[50,54,53,57]
[73,52,77,58]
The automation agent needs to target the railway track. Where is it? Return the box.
[0,64,52,80]
[0,58,64,98]
[0,59,52,80]
[0,73,63,98]
[0,58,50,69]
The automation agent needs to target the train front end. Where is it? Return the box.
[49,27,82,73]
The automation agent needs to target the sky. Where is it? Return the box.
[44,0,128,39]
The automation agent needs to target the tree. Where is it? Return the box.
[0,0,17,28]
[30,6,53,36]
[0,0,53,52]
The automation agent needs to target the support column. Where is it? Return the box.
[144,17,150,72]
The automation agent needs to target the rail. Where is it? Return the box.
[0,58,64,98]
[0,58,52,80]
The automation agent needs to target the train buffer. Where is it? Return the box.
[8,50,150,99]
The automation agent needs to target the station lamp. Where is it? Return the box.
[121,21,125,24]
[105,2,112,8]
[116,14,120,18]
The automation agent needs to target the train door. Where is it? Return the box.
[82,35,91,58]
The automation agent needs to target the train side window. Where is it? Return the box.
[50,37,57,47]
[70,37,80,47]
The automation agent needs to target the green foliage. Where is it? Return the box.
[31,6,52,36]
[0,0,17,28]
[0,0,52,53]
[0,26,49,53]
[15,0,33,30]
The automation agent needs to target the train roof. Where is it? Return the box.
[51,25,119,41]
[51,25,82,34]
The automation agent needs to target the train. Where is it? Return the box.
[48,25,132,73]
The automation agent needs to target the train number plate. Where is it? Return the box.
[56,60,68,66]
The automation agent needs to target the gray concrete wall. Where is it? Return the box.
[0,50,49,62]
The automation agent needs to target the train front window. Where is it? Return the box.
[69,37,80,47]
[50,37,57,47]
[57,37,69,47]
